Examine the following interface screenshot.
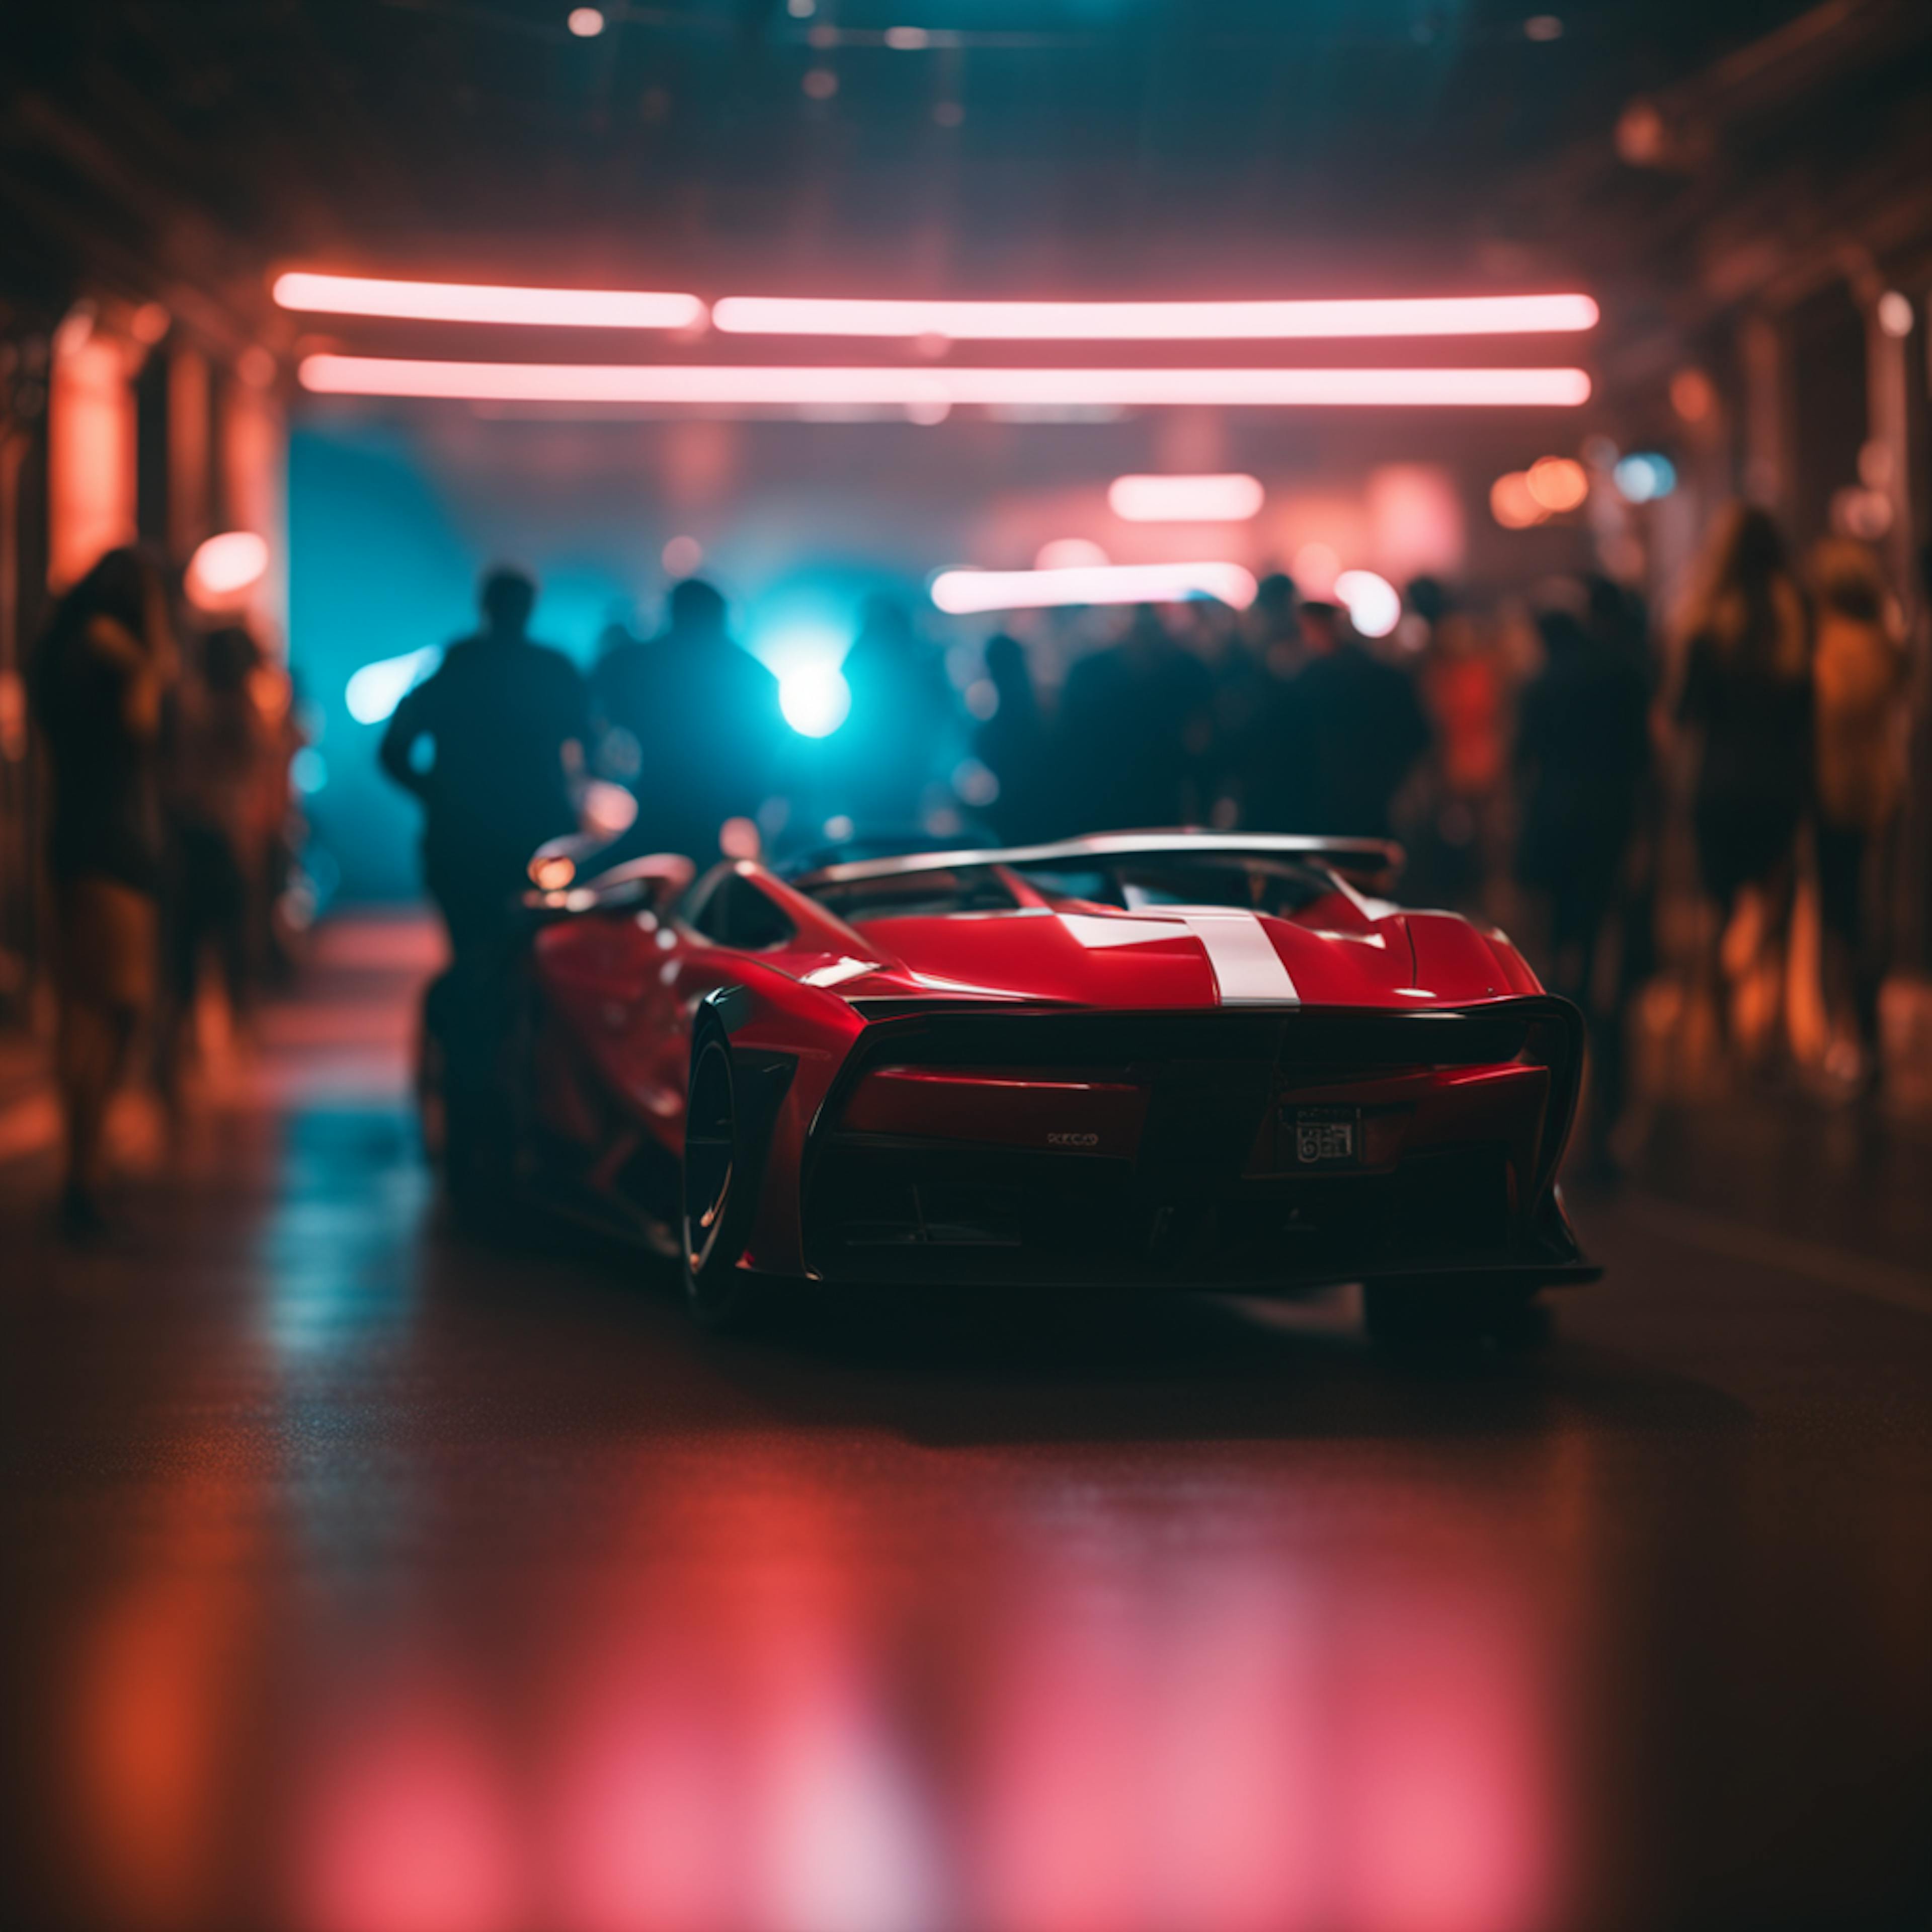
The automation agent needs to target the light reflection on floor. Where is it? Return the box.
[69,1426,1569,1932]
[11,917,1929,1932]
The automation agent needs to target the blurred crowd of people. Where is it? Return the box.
[369,506,1914,1180]
[29,499,1915,1231]
[30,546,302,1233]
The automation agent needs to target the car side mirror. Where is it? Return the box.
[522,840,695,918]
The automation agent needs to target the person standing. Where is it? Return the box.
[972,632,1052,845]
[1056,604,1214,833]
[836,595,956,833]
[1248,600,1431,838]
[589,578,782,867]
[1243,572,1303,679]
[30,547,179,1235]
[1674,505,1813,1066]
[380,567,588,963]
[1515,606,1652,983]
[162,624,276,1079]
[1514,605,1653,1162]
[1808,538,1908,1086]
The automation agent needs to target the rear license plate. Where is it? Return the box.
[1283,1104,1361,1168]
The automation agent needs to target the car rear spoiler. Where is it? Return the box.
[790,831,1405,891]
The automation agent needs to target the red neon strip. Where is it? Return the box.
[710,292,1598,340]
[272,272,705,330]
[298,356,1591,408]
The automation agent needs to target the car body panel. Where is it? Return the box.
[512,835,1596,1294]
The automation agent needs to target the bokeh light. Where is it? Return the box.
[719,816,762,859]
[1334,570,1402,639]
[185,530,269,609]
[1489,472,1547,530]
[1612,453,1676,503]
[930,561,1258,615]
[1669,368,1715,423]
[345,646,442,726]
[1108,474,1265,522]
[779,663,852,738]
[1524,456,1588,513]
[661,535,704,577]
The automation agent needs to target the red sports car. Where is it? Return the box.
[425,832,1597,1342]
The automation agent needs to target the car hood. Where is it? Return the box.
[820,903,1451,1010]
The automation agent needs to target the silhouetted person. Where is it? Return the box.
[1187,596,1272,824]
[1246,602,1430,837]
[589,577,781,866]
[588,608,647,786]
[1675,505,1812,1064]
[837,594,955,832]
[1244,571,1303,678]
[1808,538,1908,1084]
[381,568,588,961]
[1409,580,1504,909]
[164,624,277,1076]
[973,632,1051,844]
[1514,606,1652,1159]
[30,547,179,1235]
[1056,604,1213,832]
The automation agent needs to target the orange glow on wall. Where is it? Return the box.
[48,329,137,590]
[710,292,1599,340]
[222,374,288,651]
[1365,463,1466,579]
[298,355,1591,410]
[272,271,705,330]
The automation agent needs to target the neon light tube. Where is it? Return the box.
[930,562,1260,613]
[1108,474,1265,521]
[710,293,1598,340]
[297,357,1591,408]
[272,273,705,330]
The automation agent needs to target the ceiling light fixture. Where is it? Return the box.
[710,292,1597,340]
[1108,473,1265,521]
[298,355,1592,408]
[931,562,1259,614]
[272,272,705,330]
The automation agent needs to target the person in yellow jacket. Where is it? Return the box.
[1808,538,1909,1086]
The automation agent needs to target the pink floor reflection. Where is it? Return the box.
[237,1441,1565,1932]
[46,920,1570,1932]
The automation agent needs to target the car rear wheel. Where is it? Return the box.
[1362,1274,1544,1353]
[681,1023,767,1330]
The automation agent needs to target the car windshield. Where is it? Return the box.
[802,855,1348,923]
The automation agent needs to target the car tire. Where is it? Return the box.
[680,1018,768,1331]
[1362,1274,1542,1353]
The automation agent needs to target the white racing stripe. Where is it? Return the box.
[1180,911,1300,1007]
